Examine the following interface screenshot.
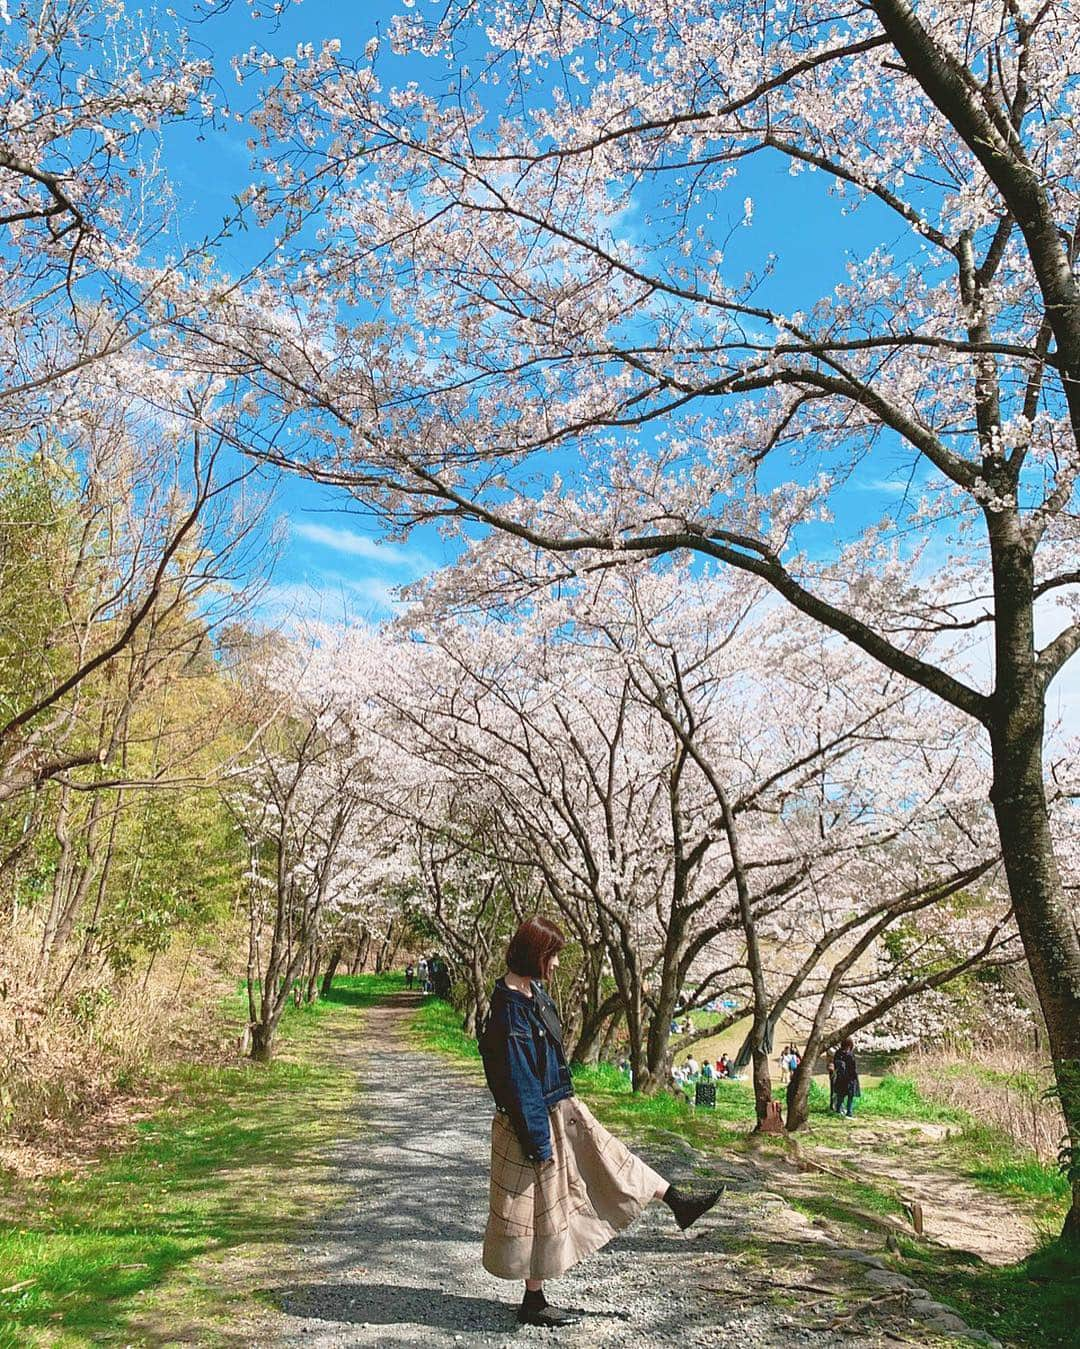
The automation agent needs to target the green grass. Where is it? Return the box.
[886,1234,1080,1348]
[943,1120,1071,1207]
[409,994,481,1063]
[788,1174,908,1229]
[796,1072,1068,1214]
[0,974,395,1347]
[841,1073,963,1123]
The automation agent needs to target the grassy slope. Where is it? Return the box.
[0,973,401,1348]
[412,996,1079,1349]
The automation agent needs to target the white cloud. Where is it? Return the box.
[852,477,915,495]
[254,573,404,628]
[291,520,428,573]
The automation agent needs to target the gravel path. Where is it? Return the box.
[271,996,994,1348]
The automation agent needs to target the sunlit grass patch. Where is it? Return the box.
[409,995,480,1063]
[0,976,377,1346]
[843,1074,963,1123]
[942,1121,1071,1207]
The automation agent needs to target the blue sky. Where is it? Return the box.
[159,1,454,624]
[158,0,933,628]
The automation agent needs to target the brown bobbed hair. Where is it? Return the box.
[506,915,566,980]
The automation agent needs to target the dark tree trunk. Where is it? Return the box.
[985,515,1080,1238]
[250,1019,276,1063]
[350,929,371,975]
[627,1008,654,1093]
[786,1036,827,1132]
[645,962,683,1089]
[751,1047,774,1129]
[990,721,1080,1238]
[321,946,343,998]
[570,993,622,1064]
[597,1007,623,1063]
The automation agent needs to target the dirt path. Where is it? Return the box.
[270,996,1000,1348]
[810,1124,1036,1266]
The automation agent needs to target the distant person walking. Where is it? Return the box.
[431,957,452,1001]
[478,916,724,1327]
[405,963,415,990]
[833,1038,860,1117]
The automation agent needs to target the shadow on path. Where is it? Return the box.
[271,994,843,1348]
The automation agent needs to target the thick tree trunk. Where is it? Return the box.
[373,917,397,973]
[785,1059,813,1132]
[627,1007,655,1093]
[787,950,845,1130]
[304,959,320,1004]
[350,929,371,974]
[597,1007,623,1063]
[986,514,1080,1239]
[990,724,1080,1238]
[250,1019,276,1063]
[751,1047,774,1129]
[466,951,489,1037]
[645,960,683,1088]
[786,1034,830,1132]
[569,993,619,1063]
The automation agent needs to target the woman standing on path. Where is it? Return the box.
[478,916,724,1328]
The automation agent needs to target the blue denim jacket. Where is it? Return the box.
[478,978,574,1162]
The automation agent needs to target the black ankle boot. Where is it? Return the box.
[518,1289,582,1327]
[663,1183,725,1230]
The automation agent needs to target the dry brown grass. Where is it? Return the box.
[0,928,239,1174]
[904,1038,1064,1165]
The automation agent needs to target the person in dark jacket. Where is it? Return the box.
[833,1038,860,1117]
[478,915,724,1328]
[430,956,452,1001]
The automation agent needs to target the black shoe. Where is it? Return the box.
[517,1301,582,1327]
[663,1183,725,1230]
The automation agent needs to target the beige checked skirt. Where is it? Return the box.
[482,1096,666,1281]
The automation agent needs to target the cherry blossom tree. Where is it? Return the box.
[233,628,403,1060]
[387,564,1011,1118]
[217,0,1080,1232]
[0,0,282,811]
[0,0,246,429]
